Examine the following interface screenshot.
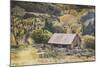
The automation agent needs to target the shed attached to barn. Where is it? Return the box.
[48,33,81,49]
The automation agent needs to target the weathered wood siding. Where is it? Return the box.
[72,35,81,49]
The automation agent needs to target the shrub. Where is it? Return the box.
[11,33,18,48]
[32,29,52,44]
[83,35,95,49]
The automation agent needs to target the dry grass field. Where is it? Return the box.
[11,47,95,66]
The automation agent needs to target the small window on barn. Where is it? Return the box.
[62,45,67,48]
[74,44,78,47]
[53,44,58,47]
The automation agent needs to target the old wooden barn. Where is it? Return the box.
[48,33,81,49]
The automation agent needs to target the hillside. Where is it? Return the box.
[11,1,95,47]
[11,1,95,46]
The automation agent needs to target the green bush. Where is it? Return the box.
[83,35,95,49]
[32,29,52,44]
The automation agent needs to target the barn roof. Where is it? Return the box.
[48,33,77,45]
